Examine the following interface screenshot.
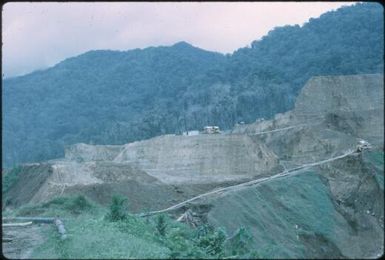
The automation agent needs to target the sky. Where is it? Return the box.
[2,2,355,78]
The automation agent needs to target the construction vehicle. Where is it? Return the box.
[202,126,220,134]
[356,140,371,152]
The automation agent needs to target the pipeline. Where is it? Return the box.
[138,150,357,217]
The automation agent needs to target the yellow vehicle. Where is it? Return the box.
[203,126,220,134]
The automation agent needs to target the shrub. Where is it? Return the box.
[166,227,205,258]
[68,195,93,214]
[105,195,128,221]
[42,195,94,215]
[156,214,167,236]
[16,204,46,216]
[196,226,227,257]
[43,196,68,206]
[195,223,215,239]
[226,227,257,258]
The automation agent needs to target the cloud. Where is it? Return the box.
[2,2,353,78]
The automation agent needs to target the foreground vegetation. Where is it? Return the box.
[5,195,259,259]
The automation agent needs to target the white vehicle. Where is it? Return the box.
[182,130,199,136]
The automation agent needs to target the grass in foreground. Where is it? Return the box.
[7,195,259,259]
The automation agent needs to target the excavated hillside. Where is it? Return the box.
[233,74,383,164]
[4,74,384,258]
[5,133,282,212]
[65,134,281,184]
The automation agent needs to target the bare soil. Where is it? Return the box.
[2,223,50,259]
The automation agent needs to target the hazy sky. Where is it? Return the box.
[3,2,354,78]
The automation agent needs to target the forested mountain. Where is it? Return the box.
[3,3,383,167]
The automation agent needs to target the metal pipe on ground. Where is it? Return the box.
[2,217,55,224]
[2,221,33,227]
[2,216,67,240]
[2,237,14,243]
[54,218,67,240]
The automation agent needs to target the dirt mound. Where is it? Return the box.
[5,164,53,208]
[5,159,251,212]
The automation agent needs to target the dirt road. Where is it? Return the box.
[2,223,49,259]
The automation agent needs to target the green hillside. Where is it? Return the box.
[2,3,383,167]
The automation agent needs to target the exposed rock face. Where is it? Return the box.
[294,74,384,146]
[61,134,282,185]
[113,134,281,183]
[294,74,383,115]
[234,74,383,139]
